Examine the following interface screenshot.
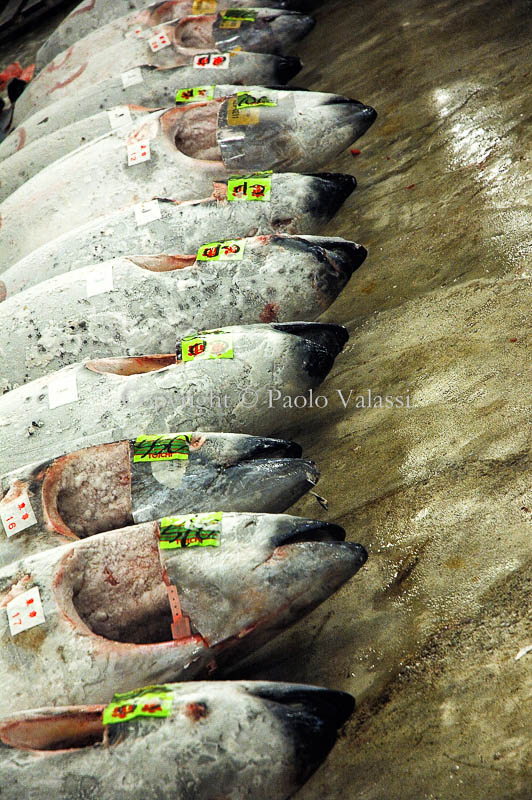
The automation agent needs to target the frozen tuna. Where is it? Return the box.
[0,433,319,566]
[16,10,314,121]
[0,512,366,713]
[0,94,374,263]
[37,0,314,69]
[0,680,354,800]
[0,236,365,387]
[0,172,357,277]
[3,56,302,154]
[0,88,375,201]
[36,0,314,71]
[0,323,348,473]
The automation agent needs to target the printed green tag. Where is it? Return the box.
[181,330,234,361]
[222,8,256,21]
[235,91,277,108]
[227,171,272,202]
[133,434,190,462]
[197,239,245,261]
[175,85,215,103]
[103,685,173,725]
[159,512,222,549]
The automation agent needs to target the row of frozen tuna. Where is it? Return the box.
[0,1,376,797]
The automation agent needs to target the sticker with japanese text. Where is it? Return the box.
[227,171,272,202]
[221,8,256,21]
[159,512,222,549]
[197,239,245,261]
[193,52,229,69]
[181,330,234,362]
[0,490,37,538]
[133,434,191,463]
[148,29,171,52]
[103,685,173,725]
[127,139,150,166]
[7,586,46,636]
[175,85,215,103]
[235,91,277,108]
[48,370,79,410]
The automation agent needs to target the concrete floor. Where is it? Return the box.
[1,0,531,797]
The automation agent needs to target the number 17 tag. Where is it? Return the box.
[7,586,46,636]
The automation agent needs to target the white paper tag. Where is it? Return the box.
[48,371,79,410]
[135,199,161,226]
[193,53,229,69]
[7,587,46,636]
[121,67,143,88]
[127,139,151,166]
[148,29,171,52]
[108,105,132,129]
[0,490,37,538]
[87,264,114,298]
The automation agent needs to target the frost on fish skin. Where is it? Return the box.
[0,431,319,567]
[0,234,364,389]
[0,680,347,800]
[1,172,355,281]
[1,91,371,264]
[0,323,347,474]
[0,512,364,715]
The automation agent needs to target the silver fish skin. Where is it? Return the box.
[0,88,375,201]
[5,54,301,144]
[0,512,366,713]
[0,172,357,278]
[37,0,315,69]
[0,322,348,474]
[0,681,354,800]
[0,95,374,263]
[0,105,156,203]
[16,10,313,120]
[35,8,314,78]
[0,433,319,566]
[0,235,365,389]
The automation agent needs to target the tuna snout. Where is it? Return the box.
[307,173,358,220]
[273,321,349,382]
[249,682,355,783]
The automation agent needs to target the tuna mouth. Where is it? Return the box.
[273,321,349,356]
[247,683,355,728]
[248,682,355,783]
[240,436,303,460]
[275,54,303,82]
[274,520,346,548]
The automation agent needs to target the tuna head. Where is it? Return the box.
[164,512,368,665]
[216,89,377,172]
[0,433,319,566]
[0,681,354,800]
[0,513,366,712]
[211,8,316,53]
[0,321,347,476]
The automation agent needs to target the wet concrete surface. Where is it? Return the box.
[1,0,531,797]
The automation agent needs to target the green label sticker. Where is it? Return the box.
[175,85,215,103]
[181,330,234,361]
[227,171,272,202]
[159,512,222,549]
[197,239,245,261]
[222,8,256,21]
[103,685,173,725]
[235,91,277,108]
[133,434,190,462]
